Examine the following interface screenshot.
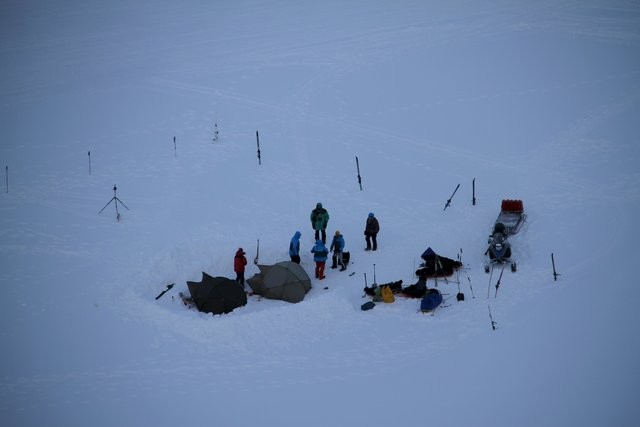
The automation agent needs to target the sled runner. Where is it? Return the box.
[484,200,526,273]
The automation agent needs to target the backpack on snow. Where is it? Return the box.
[332,251,350,266]
[371,285,394,303]
[381,285,395,303]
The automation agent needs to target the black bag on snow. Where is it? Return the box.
[332,251,351,266]
[361,301,375,311]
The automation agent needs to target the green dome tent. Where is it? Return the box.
[247,261,312,303]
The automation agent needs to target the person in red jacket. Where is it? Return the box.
[234,248,248,286]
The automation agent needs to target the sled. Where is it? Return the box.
[494,199,526,236]
[484,200,525,273]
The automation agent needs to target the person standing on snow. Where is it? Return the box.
[234,248,248,286]
[310,239,329,280]
[289,231,302,264]
[330,230,346,271]
[310,202,330,244]
[364,212,380,251]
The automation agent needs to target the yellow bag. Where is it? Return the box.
[381,285,395,303]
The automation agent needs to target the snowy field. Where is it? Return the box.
[1,1,639,426]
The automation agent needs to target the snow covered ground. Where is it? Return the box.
[1,1,639,426]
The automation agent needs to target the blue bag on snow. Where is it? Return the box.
[420,289,443,312]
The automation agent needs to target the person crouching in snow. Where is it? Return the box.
[310,239,329,280]
[330,230,346,271]
[234,248,247,286]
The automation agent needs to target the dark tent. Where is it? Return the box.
[415,247,462,278]
[247,261,311,303]
[186,272,247,314]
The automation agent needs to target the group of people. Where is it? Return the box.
[233,202,380,285]
[293,202,380,280]
[305,230,344,280]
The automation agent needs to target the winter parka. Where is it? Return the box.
[310,203,330,231]
[330,233,345,253]
[311,240,329,262]
[234,248,247,273]
[365,214,380,235]
[289,231,302,256]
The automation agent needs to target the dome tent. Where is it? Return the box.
[247,261,312,303]
[186,272,247,314]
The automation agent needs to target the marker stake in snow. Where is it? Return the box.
[456,250,464,301]
[373,263,377,286]
[256,131,262,165]
[173,136,177,158]
[443,183,460,211]
[88,151,92,175]
[362,273,368,297]
[472,178,476,206]
[5,165,8,193]
[355,156,362,191]
[467,276,475,298]
[552,253,561,281]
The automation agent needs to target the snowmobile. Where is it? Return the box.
[484,200,526,273]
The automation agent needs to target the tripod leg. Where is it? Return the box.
[99,197,115,214]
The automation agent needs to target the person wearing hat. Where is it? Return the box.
[364,212,380,251]
[289,231,302,264]
[310,239,329,280]
[234,248,248,286]
[310,202,330,244]
[330,230,346,271]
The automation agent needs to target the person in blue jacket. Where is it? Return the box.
[330,230,346,271]
[310,239,329,280]
[289,231,302,264]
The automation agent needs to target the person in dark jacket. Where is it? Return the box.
[330,230,346,271]
[310,239,329,280]
[234,248,248,286]
[310,202,330,244]
[289,231,302,264]
[364,212,380,251]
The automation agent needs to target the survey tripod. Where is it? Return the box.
[99,185,130,221]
